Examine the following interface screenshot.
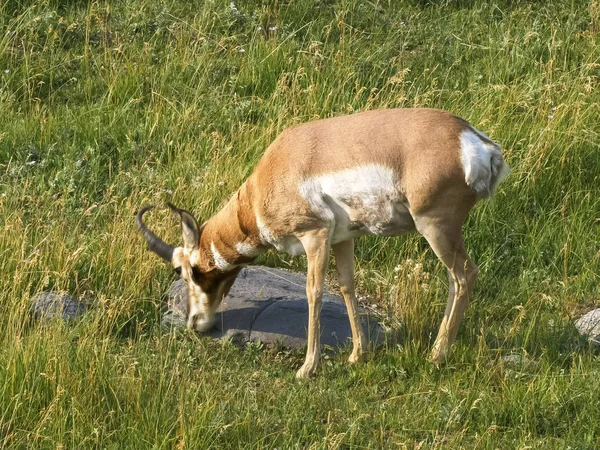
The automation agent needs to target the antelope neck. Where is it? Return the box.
[200,184,264,270]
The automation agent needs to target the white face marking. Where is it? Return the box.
[235,241,261,257]
[171,247,186,267]
[460,128,509,196]
[188,249,199,267]
[298,164,414,243]
[211,242,236,271]
[187,288,214,332]
[172,247,225,333]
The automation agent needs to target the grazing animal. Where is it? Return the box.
[137,108,509,379]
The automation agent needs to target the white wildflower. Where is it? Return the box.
[229,2,240,15]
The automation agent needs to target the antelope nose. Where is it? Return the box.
[188,312,216,333]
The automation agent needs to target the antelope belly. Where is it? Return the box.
[299,164,416,244]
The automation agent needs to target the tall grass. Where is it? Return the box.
[0,0,599,447]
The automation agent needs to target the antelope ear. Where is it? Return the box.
[167,202,201,252]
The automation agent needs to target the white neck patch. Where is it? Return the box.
[211,242,236,271]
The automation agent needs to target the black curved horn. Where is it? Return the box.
[136,205,175,262]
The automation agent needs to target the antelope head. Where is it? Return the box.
[136,203,240,332]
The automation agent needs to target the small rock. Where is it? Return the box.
[161,281,187,329]
[31,291,87,321]
[575,309,600,345]
[161,311,186,329]
[502,353,537,369]
[163,266,386,349]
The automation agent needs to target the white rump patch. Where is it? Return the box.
[460,128,509,197]
[211,242,235,271]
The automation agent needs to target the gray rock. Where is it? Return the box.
[575,309,600,345]
[31,291,87,321]
[163,266,385,349]
[502,353,537,369]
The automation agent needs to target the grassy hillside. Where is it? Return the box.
[1,0,599,448]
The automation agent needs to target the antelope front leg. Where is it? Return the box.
[332,239,367,364]
[296,230,331,379]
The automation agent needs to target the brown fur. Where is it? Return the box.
[202,109,477,257]
[142,108,508,378]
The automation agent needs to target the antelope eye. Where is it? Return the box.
[174,267,182,276]
[191,266,203,284]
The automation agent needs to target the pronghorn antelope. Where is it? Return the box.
[137,108,509,379]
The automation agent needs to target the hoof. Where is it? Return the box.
[296,364,317,379]
[430,348,448,367]
[348,351,365,364]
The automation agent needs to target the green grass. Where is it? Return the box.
[1,0,599,447]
